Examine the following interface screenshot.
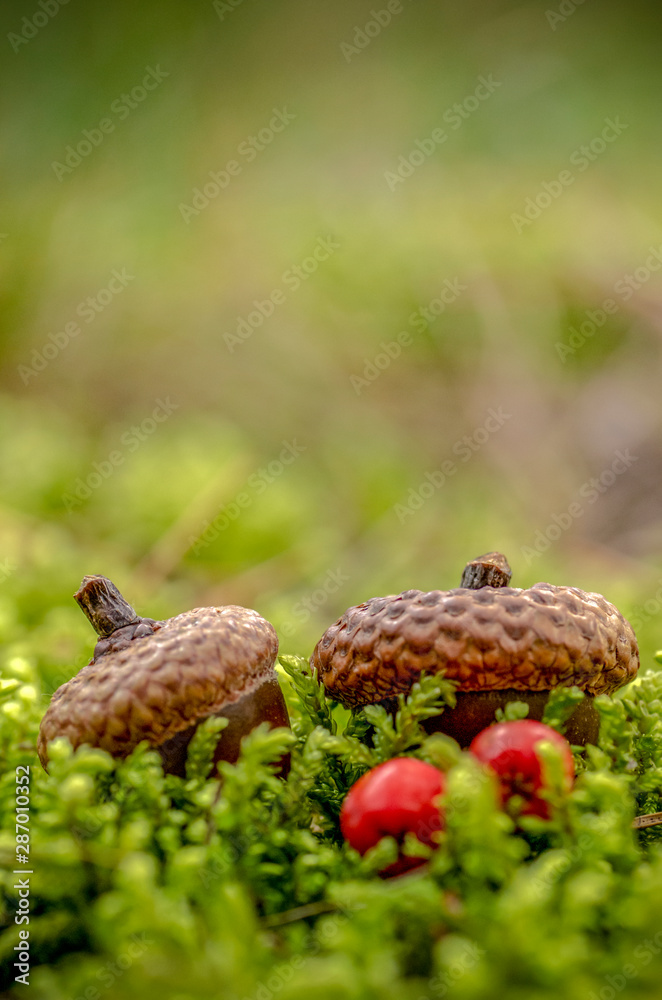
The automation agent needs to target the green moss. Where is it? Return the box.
[4,653,662,998]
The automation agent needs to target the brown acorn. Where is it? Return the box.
[311,553,639,746]
[38,575,290,776]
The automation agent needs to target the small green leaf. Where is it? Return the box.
[495,701,530,723]
[542,686,586,733]
[279,654,335,735]
[185,715,229,782]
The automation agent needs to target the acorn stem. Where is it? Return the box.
[74,575,139,637]
[460,552,512,590]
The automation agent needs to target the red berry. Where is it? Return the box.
[469,719,574,819]
[340,758,446,876]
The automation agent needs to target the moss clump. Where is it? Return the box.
[3,656,662,998]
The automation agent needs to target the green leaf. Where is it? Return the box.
[542,686,586,733]
[279,654,336,736]
[358,673,457,761]
[495,700,530,723]
[185,715,229,782]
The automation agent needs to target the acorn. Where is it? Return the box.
[38,576,290,775]
[311,553,639,746]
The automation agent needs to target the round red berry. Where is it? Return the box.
[469,719,574,819]
[340,757,446,876]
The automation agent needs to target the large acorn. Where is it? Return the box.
[311,553,639,745]
[38,576,290,775]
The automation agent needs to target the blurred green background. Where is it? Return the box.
[1,0,661,701]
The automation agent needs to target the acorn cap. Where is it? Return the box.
[38,577,283,770]
[312,554,639,709]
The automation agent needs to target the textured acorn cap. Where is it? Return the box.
[38,604,279,766]
[312,578,639,709]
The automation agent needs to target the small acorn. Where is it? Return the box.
[38,575,290,776]
[311,553,639,746]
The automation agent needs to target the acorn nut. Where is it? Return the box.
[311,552,639,746]
[38,575,290,775]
